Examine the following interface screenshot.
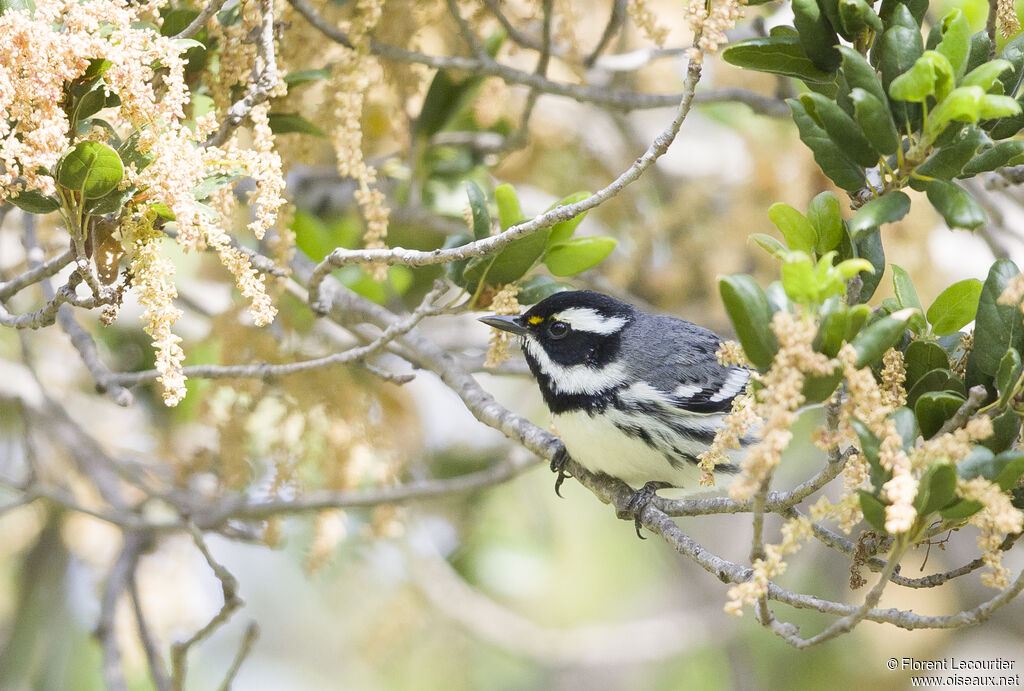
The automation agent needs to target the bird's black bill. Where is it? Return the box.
[478,314,528,336]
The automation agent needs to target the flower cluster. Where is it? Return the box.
[685,0,746,60]
[726,311,834,502]
[0,0,288,405]
[628,0,670,46]
[484,284,522,368]
[725,514,813,615]
[959,477,1024,587]
[330,0,390,281]
[123,210,187,405]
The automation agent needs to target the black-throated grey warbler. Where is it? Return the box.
[480,290,750,535]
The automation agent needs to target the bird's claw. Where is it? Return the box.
[623,481,672,539]
[550,446,571,498]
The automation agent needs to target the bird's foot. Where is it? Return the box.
[621,481,673,539]
[550,446,572,498]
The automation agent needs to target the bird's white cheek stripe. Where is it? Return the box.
[710,368,750,402]
[555,307,627,335]
[524,338,628,394]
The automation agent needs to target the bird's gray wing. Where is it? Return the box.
[621,315,750,415]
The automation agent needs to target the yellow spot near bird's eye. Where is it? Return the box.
[528,316,544,325]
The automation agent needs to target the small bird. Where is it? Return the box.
[480,290,750,535]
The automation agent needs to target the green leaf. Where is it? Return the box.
[851,307,915,367]
[858,490,888,531]
[994,451,1024,491]
[547,191,591,245]
[847,191,910,237]
[923,179,986,230]
[891,264,923,314]
[838,0,883,37]
[926,278,983,336]
[72,84,120,127]
[0,0,35,14]
[485,231,550,285]
[722,36,837,83]
[846,227,885,302]
[849,88,901,156]
[517,275,571,304]
[85,185,133,215]
[192,169,244,201]
[792,0,841,72]
[974,259,1024,377]
[788,99,865,192]
[881,2,921,30]
[781,257,818,304]
[915,462,958,515]
[750,233,789,258]
[979,94,1022,119]
[958,447,1024,490]
[465,181,492,240]
[905,340,950,386]
[875,25,925,128]
[55,141,123,199]
[891,405,918,450]
[839,46,889,108]
[913,126,989,182]
[718,274,779,370]
[172,38,204,51]
[814,302,849,357]
[940,498,984,520]
[267,112,326,137]
[935,9,970,80]
[928,86,987,136]
[283,68,331,87]
[544,236,617,277]
[799,93,880,168]
[960,140,1024,177]
[494,183,524,229]
[850,417,881,465]
[442,233,473,287]
[807,191,845,253]
[906,368,954,408]
[962,59,1014,91]
[82,58,112,80]
[803,367,844,402]
[996,347,1022,407]
[889,51,952,102]
[768,203,816,254]
[915,390,965,438]
[117,130,154,173]
[8,189,59,214]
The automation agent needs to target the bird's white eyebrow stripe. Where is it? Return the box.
[554,307,627,334]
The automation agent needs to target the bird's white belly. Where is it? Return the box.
[551,409,723,492]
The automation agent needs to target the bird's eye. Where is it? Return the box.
[547,321,569,339]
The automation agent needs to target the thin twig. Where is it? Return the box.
[479,0,547,52]
[173,0,228,39]
[285,0,785,116]
[307,56,706,307]
[217,622,259,691]
[584,0,627,67]
[129,573,172,691]
[171,525,245,691]
[935,385,987,436]
[107,282,445,387]
[0,247,74,301]
[96,532,149,691]
[206,0,278,147]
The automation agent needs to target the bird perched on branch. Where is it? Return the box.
[480,290,750,536]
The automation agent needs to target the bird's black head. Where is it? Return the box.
[479,291,638,410]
